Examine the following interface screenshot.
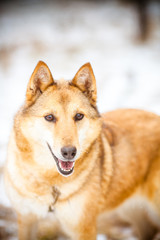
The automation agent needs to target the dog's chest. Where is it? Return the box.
[38,190,86,238]
[8,172,86,226]
[55,193,86,230]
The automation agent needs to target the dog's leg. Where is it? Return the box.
[78,228,97,240]
[18,214,38,240]
[71,218,97,240]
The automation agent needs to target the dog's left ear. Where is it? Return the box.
[26,61,55,105]
[72,63,97,105]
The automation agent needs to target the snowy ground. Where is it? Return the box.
[0,0,160,239]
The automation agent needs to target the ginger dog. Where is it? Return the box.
[5,61,160,240]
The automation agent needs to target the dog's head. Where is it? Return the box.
[21,61,101,177]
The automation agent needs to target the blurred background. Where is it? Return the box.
[0,0,160,239]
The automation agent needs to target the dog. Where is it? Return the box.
[4,61,160,240]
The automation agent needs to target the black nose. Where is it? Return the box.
[61,146,77,160]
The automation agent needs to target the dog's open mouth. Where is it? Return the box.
[47,143,75,176]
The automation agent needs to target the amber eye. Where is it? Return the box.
[74,113,84,121]
[44,114,56,122]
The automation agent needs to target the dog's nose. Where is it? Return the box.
[61,146,77,160]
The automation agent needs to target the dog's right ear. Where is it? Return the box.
[26,61,55,105]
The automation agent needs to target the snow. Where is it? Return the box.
[0,0,160,239]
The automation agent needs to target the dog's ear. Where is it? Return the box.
[72,63,97,105]
[26,61,55,105]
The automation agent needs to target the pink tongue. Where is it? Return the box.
[59,160,74,170]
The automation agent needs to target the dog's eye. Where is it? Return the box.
[45,114,56,122]
[74,113,84,121]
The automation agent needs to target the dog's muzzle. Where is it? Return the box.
[47,143,75,177]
